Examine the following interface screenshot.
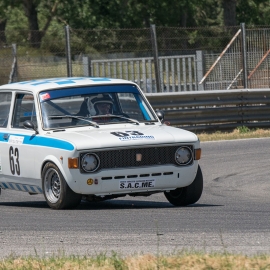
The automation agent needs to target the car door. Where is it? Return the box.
[0,91,12,183]
[2,92,40,187]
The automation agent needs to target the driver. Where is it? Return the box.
[91,94,113,115]
[74,94,114,125]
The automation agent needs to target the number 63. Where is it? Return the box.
[9,146,20,175]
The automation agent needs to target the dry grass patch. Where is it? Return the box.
[197,127,270,142]
[1,253,270,270]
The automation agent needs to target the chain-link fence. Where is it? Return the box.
[247,28,270,89]
[0,24,269,92]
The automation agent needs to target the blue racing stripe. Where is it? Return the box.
[0,132,74,151]
[23,185,28,192]
[9,183,14,189]
[2,183,8,189]
[0,182,43,193]
[16,184,22,191]
[27,136,74,151]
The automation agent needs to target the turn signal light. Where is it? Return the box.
[68,157,79,169]
[194,148,201,160]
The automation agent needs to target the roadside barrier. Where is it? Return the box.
[146,89,270,132]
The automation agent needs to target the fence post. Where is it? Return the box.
[241,23,248,89]
[65,25,72,77]
[196,51,204,90]
[150,24,161,93]
[83,56,91,77]
[8,44,17,83]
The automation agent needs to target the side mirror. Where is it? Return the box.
[23,120,38,134]
[156,110,164,122]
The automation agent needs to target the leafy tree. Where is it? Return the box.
[237,0,270,25]
[22,0,59,48]
[4,0,59,48]
[2,0,270,53]
[55,0,223,29]
[0,0,14,44]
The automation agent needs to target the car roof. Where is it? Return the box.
[0,77,136,93]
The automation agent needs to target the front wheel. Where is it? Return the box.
[42,162,82,209]
[164,165,203,206]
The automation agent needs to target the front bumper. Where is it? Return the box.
[66,162,199,195]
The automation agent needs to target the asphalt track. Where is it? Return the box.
[0,137,269,258]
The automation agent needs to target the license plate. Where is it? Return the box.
[119,179,155,189]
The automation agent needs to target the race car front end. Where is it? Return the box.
[65,141,201,199]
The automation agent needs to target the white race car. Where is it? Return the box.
[0,77,203,209]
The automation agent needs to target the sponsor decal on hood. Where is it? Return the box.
[110,131,155,141]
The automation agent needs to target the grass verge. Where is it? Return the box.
[197,126,270,142]
[1,252,270,270]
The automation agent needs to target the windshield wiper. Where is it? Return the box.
[93,114,140,125]
[48,115,100,128]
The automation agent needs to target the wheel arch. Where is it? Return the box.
[40,155,67,181]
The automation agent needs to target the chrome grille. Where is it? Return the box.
[80,145,194,173]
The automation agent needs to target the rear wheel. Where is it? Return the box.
[42,162,82,209]
[164,165,203,206]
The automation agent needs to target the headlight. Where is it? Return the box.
[175,146,193,165]
[81,153,100,172]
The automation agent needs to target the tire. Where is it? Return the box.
[164,165,203,206]
[42,162,82,209]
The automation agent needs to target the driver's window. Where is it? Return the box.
[12,93,37,129]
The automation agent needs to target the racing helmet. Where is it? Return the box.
[90,94,113,115]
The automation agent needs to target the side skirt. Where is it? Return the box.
[0,182,43,194]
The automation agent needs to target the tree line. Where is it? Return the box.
[0,0,270,48]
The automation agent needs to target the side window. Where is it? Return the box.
[0,92,12,128]
[12,94,37,129]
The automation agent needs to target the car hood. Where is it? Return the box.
[47,124,198,151]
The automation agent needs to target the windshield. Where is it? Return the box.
[39,84,158,129]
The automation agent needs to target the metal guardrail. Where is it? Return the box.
[146,89,270,132]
